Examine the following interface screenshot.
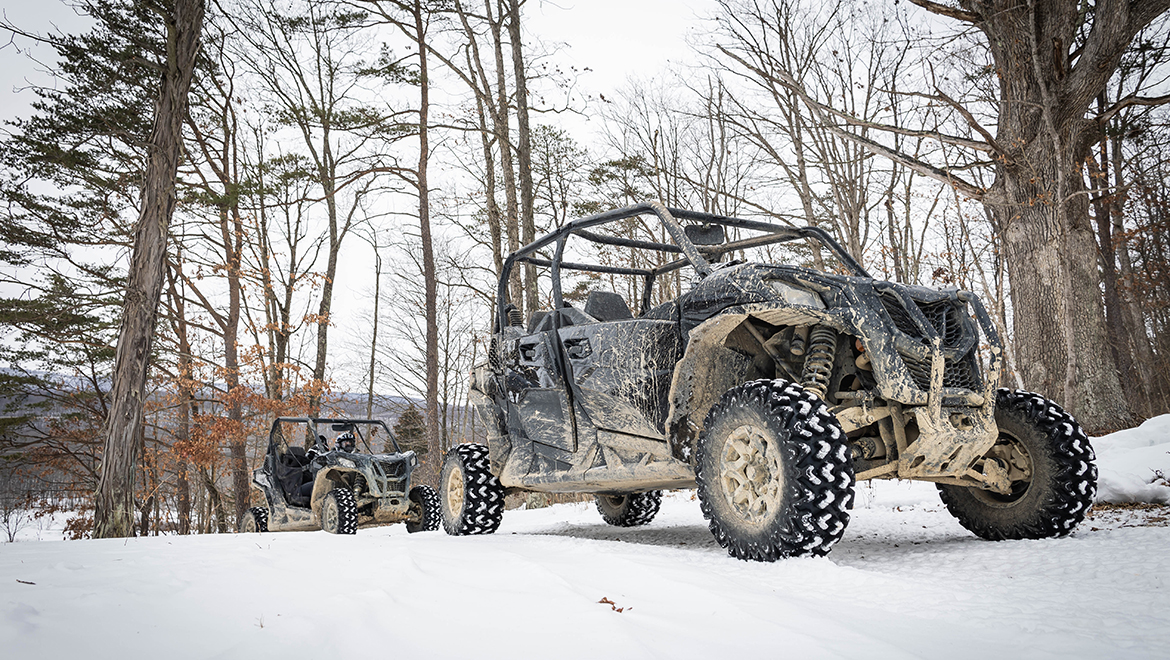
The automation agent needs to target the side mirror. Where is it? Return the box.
[685,223,725,246]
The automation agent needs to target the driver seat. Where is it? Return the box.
[278,446,314,506]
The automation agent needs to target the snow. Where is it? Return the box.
[2,483,1168,659]
[3,417,1169,658]
[1095,414,1170,504]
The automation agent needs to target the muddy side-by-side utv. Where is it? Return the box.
[444,202,1097,561]
[241,417,439,535]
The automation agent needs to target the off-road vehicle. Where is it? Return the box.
[448,202,1097,561]
[241,417,439,535]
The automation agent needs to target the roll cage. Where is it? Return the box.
[494,201,869,332]
[269,417,401,455]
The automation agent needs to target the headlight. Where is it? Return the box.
[338,458,356,469]
[770,281,826,309]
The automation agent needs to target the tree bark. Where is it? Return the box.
[505,0,537,317]
[486,0,522,307]
[972,0,1150,432]
[93,0,205,539]
[413,0,442,457]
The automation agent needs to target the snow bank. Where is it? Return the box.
[1094,414,1170,504]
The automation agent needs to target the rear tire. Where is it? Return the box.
[239,507,268,533]
[696,379,854,562]
[595,491,662,527]
[320,488,358,535]
[406,485,441,533]
[938,389,1097,540]
[440,443,505,535]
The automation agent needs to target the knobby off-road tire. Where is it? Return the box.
[406,485,441,533]
[440,443,505,536]
[595,491,662,527]
[696,379,855,562]
[320,488,358,535]
[938,389,1097,540]
[239,506,268,533]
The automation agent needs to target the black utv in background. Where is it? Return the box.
[241,417,439,535]
[445,202,1097,561]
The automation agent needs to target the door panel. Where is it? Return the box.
[559,319,682,438]
[503,329,576,453]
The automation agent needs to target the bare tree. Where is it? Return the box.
[713,0,1170,431]
[95,0,206,538]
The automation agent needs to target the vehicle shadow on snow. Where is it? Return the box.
[531,522,724,552]
[533,519,981,562]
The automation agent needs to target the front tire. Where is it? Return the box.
[595,491,662,527]
[440,443,505,535]
[320,488,358,535]
[239,506,268,533]
[938,389,1097,540]
[696,379,854,562]
[406,485,441,533]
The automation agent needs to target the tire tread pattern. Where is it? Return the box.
[443,443,505,536]
[324,487,358,535]
[938,388,1097,540]
[243,506,268,533]
[696,379,855,561]
[596,491,662,527]
[407,485,441,533]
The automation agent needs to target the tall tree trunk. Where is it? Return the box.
[1110,130,1158,415]
[414,0,441,455]
[486,0,522,307]
[94,0,205,539]
[311,148,340,415]
[1088,132,1144,418]
[971,0,1161,432]
[505,0,537,317]
[366,245,382,419]
[166,259,194,535]
[221,205,248,527]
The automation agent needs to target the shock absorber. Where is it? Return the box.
[800,325,838,400]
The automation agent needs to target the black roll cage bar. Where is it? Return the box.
[270,416,401,454]
[495,201,869,332]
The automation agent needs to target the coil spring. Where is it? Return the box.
[800,325,838,400]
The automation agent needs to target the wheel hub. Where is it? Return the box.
[977,433,1035,504]
[322,498,338,531]
[446,465,465,514]
[719,424,783,524]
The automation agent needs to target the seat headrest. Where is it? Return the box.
[584,290,632,322]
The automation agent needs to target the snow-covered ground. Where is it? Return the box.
[2,417,1168,659]
[1094,414,1170,504]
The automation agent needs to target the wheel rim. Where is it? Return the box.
[446,464,465,515]
[322,497,338,532]
[975,432,1034,506]
[719,424,783,524]
[243,514,256,533]
[601,495,626,511]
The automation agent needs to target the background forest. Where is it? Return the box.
[1,0,1168,538]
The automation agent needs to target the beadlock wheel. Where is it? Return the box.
[320,488,358,535]
[440,443,505,535]
[719,424,783,524]
[696,379,854,562]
